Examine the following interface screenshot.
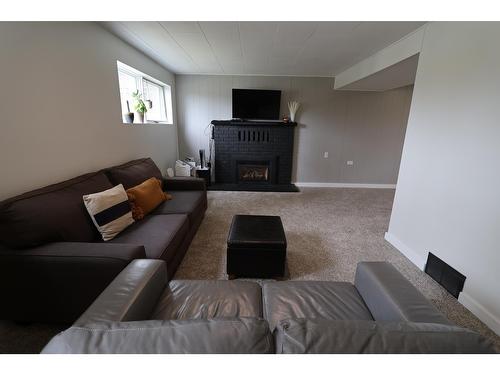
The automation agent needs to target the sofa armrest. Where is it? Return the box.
[354,262,452,325]
[163,177,206,191]
[0,242,146,323]
[75,259,167,326]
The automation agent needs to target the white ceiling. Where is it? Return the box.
[101,22,425,77]
[339,54,420,91]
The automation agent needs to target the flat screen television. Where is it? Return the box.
[232,89,281,120]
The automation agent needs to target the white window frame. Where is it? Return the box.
[116,61,173,125]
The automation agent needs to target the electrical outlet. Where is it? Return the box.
[324,152,329,158]
[347,160,354,166]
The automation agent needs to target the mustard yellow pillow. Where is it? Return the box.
[126,178,172,220]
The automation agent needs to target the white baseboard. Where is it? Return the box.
[385,231,500,336]
[384,232,426,270]
[459,292,500,335]
[295,182,396,189]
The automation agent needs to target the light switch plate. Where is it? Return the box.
[347,160,354,166]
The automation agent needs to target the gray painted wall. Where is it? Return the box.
[0,22,179,200]
[387,22,500,334]
[175,74,413,184]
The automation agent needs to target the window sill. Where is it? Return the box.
[123,122,173,126]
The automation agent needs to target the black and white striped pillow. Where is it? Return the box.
[83,184,134,241]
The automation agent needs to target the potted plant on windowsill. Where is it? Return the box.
[132,90,147,123]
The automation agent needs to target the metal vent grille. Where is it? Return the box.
[425,252,466,299]
[238,130,270,143]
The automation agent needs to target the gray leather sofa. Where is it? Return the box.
[42,260,496,354]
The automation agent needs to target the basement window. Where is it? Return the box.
[116,61,173,125]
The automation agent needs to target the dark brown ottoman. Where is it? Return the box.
[227,215,287,278]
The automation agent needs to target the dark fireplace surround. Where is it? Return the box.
[211,120,298,192]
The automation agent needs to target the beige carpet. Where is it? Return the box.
[175,188,500,350]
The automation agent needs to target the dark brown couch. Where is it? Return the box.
[0,158,207,323]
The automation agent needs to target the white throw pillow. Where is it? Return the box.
[83,184,134,241]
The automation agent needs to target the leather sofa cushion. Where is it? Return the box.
[42,318,274,354]
[105,158,163,190]
[110,214,189,261]
[151,190,206,223]
[274,319,497,354]
[0,171,113,249]
[152,280,262,320]
[262,281,373,330]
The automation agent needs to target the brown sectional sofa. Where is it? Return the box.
[0,158,207,323]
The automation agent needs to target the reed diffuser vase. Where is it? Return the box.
[288,101,300,122]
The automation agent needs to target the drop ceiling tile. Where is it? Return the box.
[104,22,198,73]
[341,22,425,62]
[101,21,426,77]
[168,32,223,73]
[219,61,245,75]
[159,21,202,34]
[274,22,318,45]
[198,22,244,62]
[239,22,278,56]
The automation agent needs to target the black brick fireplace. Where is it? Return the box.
[211,120,298,192]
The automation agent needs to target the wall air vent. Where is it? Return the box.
[424,252,466,299]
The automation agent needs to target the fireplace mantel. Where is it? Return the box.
[211,120,298,192]
[211,120,297,127]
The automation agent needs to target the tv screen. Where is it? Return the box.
[232,89,281,120]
